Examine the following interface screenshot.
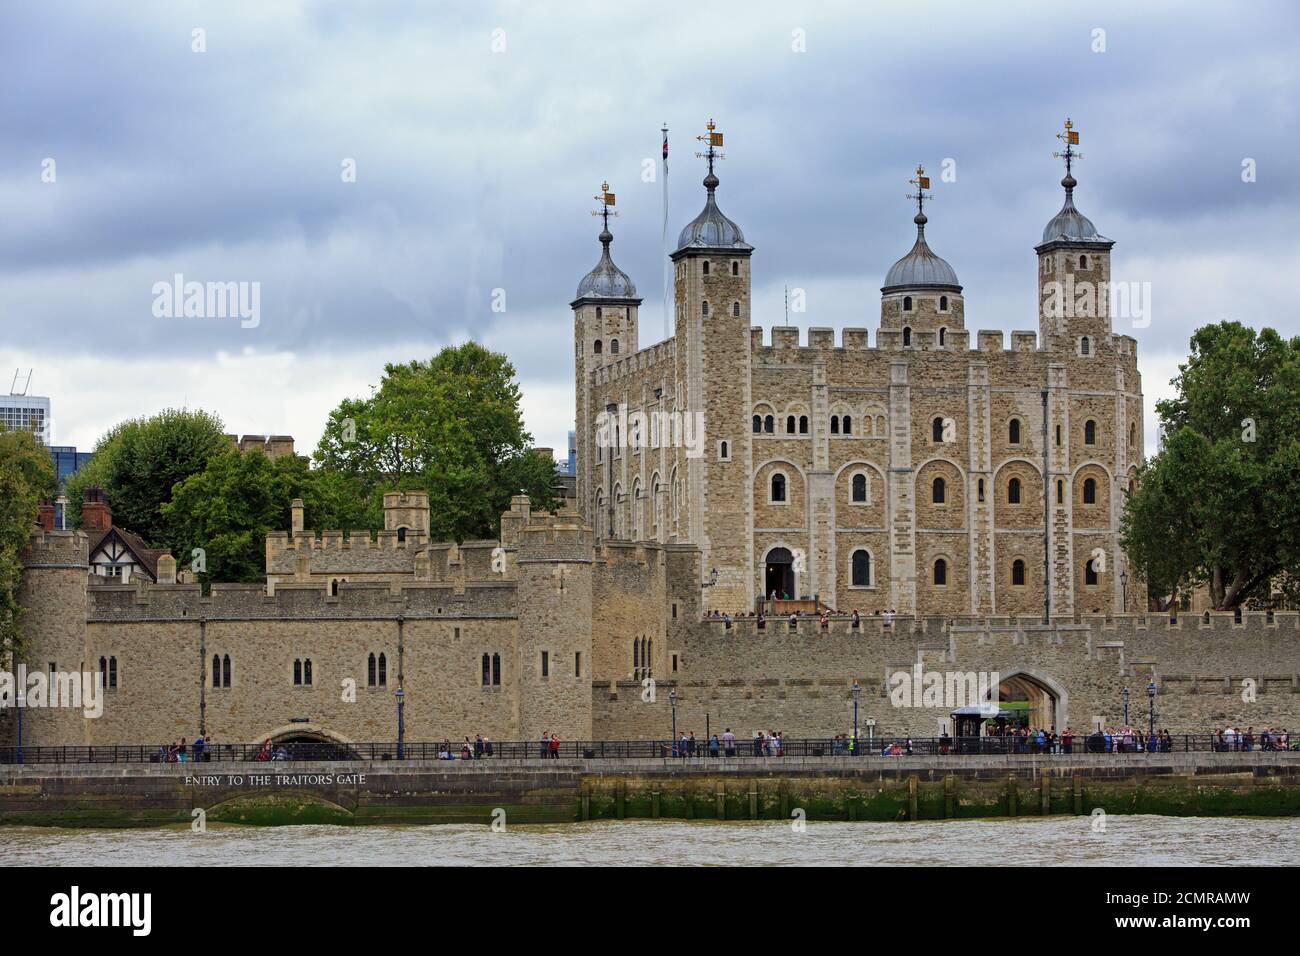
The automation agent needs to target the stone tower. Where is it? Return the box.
[1035,119,1115,356]
[669,120,754,612]
[880,165,965,348]
[572,184,641,530]
[382,490,430,537]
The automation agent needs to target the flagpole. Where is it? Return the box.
[661,123,669,342]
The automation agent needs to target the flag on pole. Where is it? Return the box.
[662,124,670,341]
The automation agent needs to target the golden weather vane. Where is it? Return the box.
[591,180,618,228]
[906,163,932,217]
[694,118,725,175]
[1053,117,1082,176]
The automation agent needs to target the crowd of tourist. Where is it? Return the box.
[707,608,899,629]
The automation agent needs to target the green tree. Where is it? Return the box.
[65,409,227,548]
[1122,322,1300,609]
[0,426,57,655]
[315,343,557,541]
[163,447,320,583]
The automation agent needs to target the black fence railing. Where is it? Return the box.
[0,734,1293,765]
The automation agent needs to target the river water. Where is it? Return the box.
[5,815,1296,866]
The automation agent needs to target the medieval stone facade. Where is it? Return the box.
[574,136,1142,619]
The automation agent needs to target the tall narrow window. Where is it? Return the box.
[481,653,490,686]
[701,301,709,317]
[771,473,787,502]
[575,652,582,677]
[1057,479,1064,504]
[786,415,796,434]
[831,415,839,434]
[1008,477,1022,504]
[932,418,945,443]
[842,415,852,434]
[304,659,312,686]
[370,652,378,687]
[1009,419,1021,444]
[610,339,619,354]
[938,326,947,346]
[978,478,985,502]
[932,476,946,504]
[1085,420,1097,445]
[852,474,867,502]
[396,527,406,543]
[799,415,808,434]
[731,261,739,276]
[108,657,117,689]
[702,260,710,275]
[541,650,549,678]
[753,414,762,433]
[764,415,774,434]
[1080,336,1091,356]
[933,558,948,586]
[732,301,740,317]
[212,655,221,688]
[378,653,386,687]
[222,654,231,688]
[851,550,871,587]
[1055,425,1062,446]
[293,659,302,685]
[1012,559,1026,586]
[594,340,602,354]
[1083,477,1097,504]
[492,653,501,686]
[1085,560,1099,586]
[903,297,913,312]
[940,295,949,311]
[903,326,912,346]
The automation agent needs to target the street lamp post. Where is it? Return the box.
[1123,687,1129,725]
[668,689,678,756]
[1120,570,1128,613]
[851,681,861,755]
[1146,681,1156,742]
[394,687,405,760]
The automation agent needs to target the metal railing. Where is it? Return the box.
[0,733,1292,765]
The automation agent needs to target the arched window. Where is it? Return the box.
[701,301,709,317]
[830,415,840,434]
[595,307,602,320]
[222,654,231,688]
[378,653,386,687]
[978,478,985,502]
[293,659,302,685]
[610,338,619,354]
[842,415,852,434]
[764,415,774,434]
[370,652,379,687]
[304,659,312,685]
[851,550,871,587]
[903,326,912,346]
[799,415,808,434]
[771,473,787,503]
[933,558,948,586]
[940,295,948,311]
[1008,477,1022,504]
[1085,420,1097,445]
[1079,254,1088,269]
[932,476,946,504]
[702,260,710,275]
[1129,422,1137,448]
[852,473,867,502]
[396,527,406,543]
[786,415,796,434]
[1080,336,1091,356]
[481,653,490,686]
[331,579,339,596]
[1057,479,1064,504]
[594,339,603,355]
[491,653,501,685]
[1085,559,1099,586]
[753,414,762,433]
[732,301,740,317]
[720,441,729,459]
[1012,559,1026,586]
[1009,418,1021,444]
[932,417,946,442]
[1083,477,1097,504]
[212,655,221,688]
[1055,424,1062,446]
[731,261,739,276]
[903,296,913,312]
[938,326,947,346]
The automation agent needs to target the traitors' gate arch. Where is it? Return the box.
[982,668,1069,731]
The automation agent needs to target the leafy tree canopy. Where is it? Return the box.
[314,342,557,541]
[1122,322,1300,608]
[0,426,58,655]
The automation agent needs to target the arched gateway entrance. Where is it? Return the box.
[258,726,359,761]
[985,670,1067,731]
[764,547,795,600]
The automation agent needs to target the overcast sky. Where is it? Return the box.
[2,1,1297,462]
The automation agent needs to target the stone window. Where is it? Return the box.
[852,473,868,503]
[701,301,709,317]
[764,415,774,434]
[212,655,221,688]
[938,326,947,346]
[939,296,949,312]
[293,658,313,686]
[372,653,381,687]
[851,549,871,587]
[1085,420,1097,445]
[1009,418,1021,444]
[1080,336,1091,356]
[1055,424,1062,446]
[1079,254,1088,269]
[575,652,582,678]
[831,415,839,434]
[594,339,602,354]
[932,476,946,504]
[903,296,913,312]
[222,654,231,688]
[596,307,603,320]
[731,261,739,276]
[396,527,406,543]
[1085,559,1099,587]
[1008,477,1022,504]
[931,417,946,443]
[842,415,852,434]
[933,558,948,586]
[541,650,550,678]
[786,415,796,434]
[1083,477,1097,504]
[978,478,985,503]
[771,472,787,503]
[1012,559,1026,586]
[611,338,619,354]
[799,415,809,434]
[903,326,913,346]
[492,653,501,685]
[702,260,710,275]
[378,653,387,687]
[1057,479,1064,504]
[752,414,762,433]
[97,656,118,691]
[732,301,740,317]
[719,440,730,461]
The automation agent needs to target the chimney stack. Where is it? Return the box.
[81,486,112,532]
[36,499,55,532]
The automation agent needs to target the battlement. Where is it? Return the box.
[21,530,89,566]
[267,529,430,554]
[592,339,676,387]
[745,325,1065,355]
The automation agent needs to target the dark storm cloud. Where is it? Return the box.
[1,0,1297,400]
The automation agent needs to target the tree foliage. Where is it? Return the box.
[314,342,557,541]
[0,426,57,655]
[1122,322,1300,608]
[65,408,228,549]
